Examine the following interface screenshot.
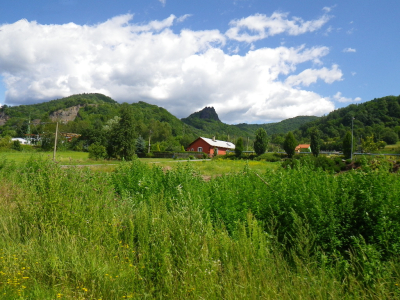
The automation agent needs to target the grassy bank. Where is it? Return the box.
[0,157,399,299]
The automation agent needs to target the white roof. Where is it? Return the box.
[11,138,30,145]
[200,137,235,149]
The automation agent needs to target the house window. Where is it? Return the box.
[191,148,194,151]
[198,147,203,152]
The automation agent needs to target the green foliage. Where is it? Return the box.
[283,131,297,158]
[107,103,136,160]
[235,137,244,157]
[299,95,400,147]
[381,129,398,144]
[310,128,320,157]
[253,128,268,155]
[0,158,400,298]
[135,136,146,156]
[0,136,11,150]
[254,152,282,162]
[88,143,107,160]
[12,140,22,151]
[361,135,378,153]
[343,131,353,158]
[282,155,346,173]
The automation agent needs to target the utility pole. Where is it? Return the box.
[53,122,58,161]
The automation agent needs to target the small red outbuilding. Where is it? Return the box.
[186,137,235,157]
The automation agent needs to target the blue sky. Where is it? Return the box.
[0,0,399,123]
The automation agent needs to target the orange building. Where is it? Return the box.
[295,144,311,152]
[186,137,235,157]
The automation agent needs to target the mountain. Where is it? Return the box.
[0,93,319,150]
[182,106,318,139]
[183,106,220,122]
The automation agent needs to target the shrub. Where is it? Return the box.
[12,140,22,151]
[256,152,282,162]
[88,143,107,160]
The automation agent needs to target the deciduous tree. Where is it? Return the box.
[107,103,136,160]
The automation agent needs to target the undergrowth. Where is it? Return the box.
[0,157,399,299]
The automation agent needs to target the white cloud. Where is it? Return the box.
[343,48,356,53]
[0,13,341,123]
[226,12,331,43]
[177,14,192,23]
[322,5,336,13]
[285,64,343,87]
[351,72,356,76]
[159,0,166,6]
[333,92,361,103]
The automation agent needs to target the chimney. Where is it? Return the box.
[212,136,216,142]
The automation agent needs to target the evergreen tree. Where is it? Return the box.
[342,131,352,159]
[135,135,146,155]
[310,128,320,157]
[253,128,268,155]
[107,103,136,160]
[235,137,244,157]
[283,132,297,158]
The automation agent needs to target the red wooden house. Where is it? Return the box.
[186,137,235,157]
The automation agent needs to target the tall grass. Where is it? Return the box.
[0,157,399,299]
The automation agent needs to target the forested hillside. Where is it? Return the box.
[0,94,317,152]
[0,94,201,151]
[295,95,400,150]
[182,107,318,141]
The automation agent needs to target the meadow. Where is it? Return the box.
[0,154,399,299]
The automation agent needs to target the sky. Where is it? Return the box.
[0,0,399,124]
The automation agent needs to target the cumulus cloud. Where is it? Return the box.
[0,12,342,123]
[333,92,361,103]
[225,12,331,43]
[285,64,342,87]
[343,47,356,53]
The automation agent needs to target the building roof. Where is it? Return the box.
[198,137,235,149]
[295,144,311,150]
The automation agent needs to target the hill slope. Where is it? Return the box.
[182,107,318,139]
[298,95,400,145]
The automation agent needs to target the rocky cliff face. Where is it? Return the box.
[50,105,82,123]
[0,112,9,126]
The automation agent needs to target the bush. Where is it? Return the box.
[0,136,11,150]
[88,143,107,160]
[281,155,346,173]
[12,140,22,151]
[255,152,282,162]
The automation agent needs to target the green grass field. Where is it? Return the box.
[0,151,279,176]
[1,155,400,299]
